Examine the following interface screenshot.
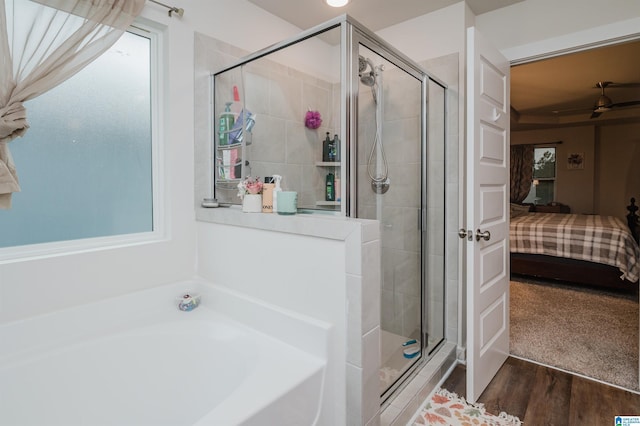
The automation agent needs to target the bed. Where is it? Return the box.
[509,200,640,291]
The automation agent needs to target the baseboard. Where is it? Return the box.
[456,345,466,362]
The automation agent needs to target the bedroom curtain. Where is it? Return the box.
[510,144,534,203]
[0,0,145,209]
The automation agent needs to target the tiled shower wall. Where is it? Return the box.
[204,33,342,210]
[357,65,422,340]
[243,63,340,209]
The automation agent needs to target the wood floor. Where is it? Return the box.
[443,357,640,425]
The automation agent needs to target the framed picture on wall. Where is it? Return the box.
[567,152,584,170]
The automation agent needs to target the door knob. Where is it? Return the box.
[476,229,491,241]
[458,228,473,241]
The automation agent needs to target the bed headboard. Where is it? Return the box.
[627,198,640,243]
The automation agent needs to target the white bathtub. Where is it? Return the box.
[0,279,331,426]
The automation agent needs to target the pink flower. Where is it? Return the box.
[245,179,263,194]
[237,176,263,199]
[304,110,322,129]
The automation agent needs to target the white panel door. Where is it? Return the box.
[465,27,511,403]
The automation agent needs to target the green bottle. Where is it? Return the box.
[326,173,335,201]
[219,102,234,145]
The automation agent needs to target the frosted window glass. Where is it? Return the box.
[0,32,152,248]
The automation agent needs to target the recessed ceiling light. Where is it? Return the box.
[326,0,349,7]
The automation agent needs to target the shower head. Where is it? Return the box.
[358,57,377,87]
[360,72,376,87]
[358,56,368,73]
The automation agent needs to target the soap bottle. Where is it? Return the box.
[272,175,282,213]
[325,173,335,201]
[333,134,341,162]
[322,132,332,162]
[236,113,256,144]
[219,102,234,146]
[335,175,341,202]
[262,176,275,213]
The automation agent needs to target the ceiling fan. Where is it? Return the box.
[589,81,640,118]
[551,81,640,118]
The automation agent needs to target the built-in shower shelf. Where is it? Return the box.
[316,201,340,206]
[315,161,341,167]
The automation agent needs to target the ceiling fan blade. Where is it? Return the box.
[590,111,602,119]
[552,106,593,114]
[611,100,640,108]
[600,82,640,88]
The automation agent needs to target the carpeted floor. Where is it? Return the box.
[510,279,639,391]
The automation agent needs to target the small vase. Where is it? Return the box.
[242,193,262,213]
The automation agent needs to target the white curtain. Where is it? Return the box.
[0,0,145,208]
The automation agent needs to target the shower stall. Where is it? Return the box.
[209,15,446,400]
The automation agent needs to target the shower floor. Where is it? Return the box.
[380,329,443,393]
[380,330,419,392]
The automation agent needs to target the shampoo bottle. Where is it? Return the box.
[322,132,332,162]
[333,134,341,162]
[272,175,283,213]
[262,176,275,213]
[219,102,234,145]
[325,173,335,201]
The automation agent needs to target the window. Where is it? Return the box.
[523,147,556,205]
[0,28,157,250]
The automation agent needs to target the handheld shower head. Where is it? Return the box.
[358,56,368,73]
[360,72,376,87]
[358,57,377,87]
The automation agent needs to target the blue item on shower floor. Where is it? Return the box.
[403,346,420,359]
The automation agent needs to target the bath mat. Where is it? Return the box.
[412,388,522,426]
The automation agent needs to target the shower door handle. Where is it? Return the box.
[475,229,491,242]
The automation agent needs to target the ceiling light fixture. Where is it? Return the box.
[594,94,612,113]
[593,81,612,113]
[326,0,349,7]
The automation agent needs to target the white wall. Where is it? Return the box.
[475,0,640,61]
[196,221,348,424]
[376,2,467,62]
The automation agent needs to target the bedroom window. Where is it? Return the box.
[524,147,556,205]
[0,27,158,251]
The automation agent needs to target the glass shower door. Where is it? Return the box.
[356,46,424,396]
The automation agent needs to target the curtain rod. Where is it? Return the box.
[148,0,184,17]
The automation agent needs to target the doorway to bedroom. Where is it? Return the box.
[508,37,640,392]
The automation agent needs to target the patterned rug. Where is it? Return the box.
[412,388,522,426]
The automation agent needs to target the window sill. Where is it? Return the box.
[0,231,164,264]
